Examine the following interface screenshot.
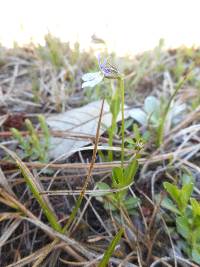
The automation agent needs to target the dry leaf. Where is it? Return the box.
[47,100,129,159]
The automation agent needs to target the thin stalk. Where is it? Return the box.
[157,68,193,146]
[119,77,125,167]
[108,116,116,161]
[62,99,105,233]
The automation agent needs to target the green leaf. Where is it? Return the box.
[181,173,194,185]
[176,216,190,239]
[110,92,120,119]
[192,247,200,264]
[190,198,200,217]
[98,228,123,267]
[124,159,138,186]
[164,182,193,213]
[124,196,140,210]
[94,182,111,202]
[125,137,135,145]
[96,182,111,190]
[112,167,124,188]
[180,183,193,211]
[163,182,181,209]
[192,227,200,244]
[133,123,141,141]
[161,197,181,215]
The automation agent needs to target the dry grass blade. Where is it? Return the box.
[0,167,15,196]
[0,212,21,222]
[63,99,105,232]
[24,217,97,260]
[0,144,62,232]
[150,256,199,267]
[6,242,62,267]
[1,143,199,172]
[0,188,93,260]
[0,115,8,127]
[166,105,200,139]
[0,218,21,248]
[32,239,58,267]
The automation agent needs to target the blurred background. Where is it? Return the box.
[1,0,200,55]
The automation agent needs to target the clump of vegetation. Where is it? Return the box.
[163,175,200,264]
[11,115,50,162]
[1,36,200,266]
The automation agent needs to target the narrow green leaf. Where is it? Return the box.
[157,71,192,146]
[124,159,138,185]
[17,159,62,232]
[110,91,120,119]
[133,123,140,141]
[112,167,124,188]
[98,228,123,267]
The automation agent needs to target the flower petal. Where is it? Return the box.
[82,72,103,88]
[82,72,101,81]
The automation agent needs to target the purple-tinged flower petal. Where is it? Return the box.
[97,54,120,79]
[97,54,107,72]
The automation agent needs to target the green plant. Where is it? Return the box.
[163,175,200,264]
[98,228,124,267]
[31,69,40,103]
[36,33,65,68]
[44,33,65,68]
[96,155,140,215]
[11,115,50,162]
[82,56,142,215]
[126,123,149,149]
[130,74,189,146]
[96,124,144,214]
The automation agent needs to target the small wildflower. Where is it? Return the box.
[81,55,120,88]
[98,55,120,79]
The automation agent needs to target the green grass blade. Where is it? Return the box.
[17,159,62,232]
[98,228,124,267]
[157,70,193,146]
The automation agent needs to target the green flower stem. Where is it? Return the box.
[119,77,125,167]
[108,116,116,161]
